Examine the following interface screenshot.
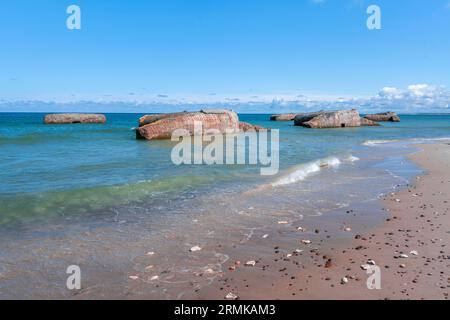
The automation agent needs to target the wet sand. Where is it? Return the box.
[192,142,450,300]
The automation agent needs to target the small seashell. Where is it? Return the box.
[245,260,256,267]
[399,254,409,258]
[262,234,269,239]
[146,251,155,256]
[410,250,418,256]
[225,292,239,300]
[190,246,202,252]
[150,275,159,281]
[286,254,292,258]
[367,259,376,265]
[295,249,303,253]
[399,264,406,268]
[278,221,289,225]
[360,264,370,270]
[344,227,352,232]
[301,240,312,245]
[341,277,349,284]
[297,227,305,231]
[129,276,139,280]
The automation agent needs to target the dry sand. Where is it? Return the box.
[194,142,450,300]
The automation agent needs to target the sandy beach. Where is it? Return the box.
[192,142,450,300]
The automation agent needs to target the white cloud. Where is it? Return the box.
[407,84,435,97]
[1,84,449,114]
[379,87,402,98]
[367,84,450,112]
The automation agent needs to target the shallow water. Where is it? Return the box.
[0,113,449,298]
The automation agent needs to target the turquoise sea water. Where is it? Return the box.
[0,113,450,226]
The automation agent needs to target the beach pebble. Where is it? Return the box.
[395,199,401,202]
[225,292,239,300]
[205,268,215,274]
[262,234,269,239]
[129,276,139,280]
[301,240,312,245]
[367,259,376,265]
[190,246,202,252]
[399,254,409,259]
[360,264,370,271]
[150,275,159,281]
[341,277,349,285]
[295,249,303,253]
[399,264,406,268]
[144,265,154,270]
[278,221,289,225]
[297,227,305,231]
[286,254,293,258]
[245,260,256,267]
[344,227,352,232]
[410,250,418,256]
[146,251,155,256]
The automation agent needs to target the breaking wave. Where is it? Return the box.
[347,155,360,162]
[272,156,357,187]
[363,137,450,147]
[362,139,400,146]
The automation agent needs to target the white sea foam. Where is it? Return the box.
[363,137,450,147]
[363,139,399,146]
[272,157,341,187]
[347,155,360,162]
[411,137,450,143]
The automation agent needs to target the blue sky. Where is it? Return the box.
[0,0,450,112]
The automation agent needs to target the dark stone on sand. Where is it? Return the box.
[325,259,333,268]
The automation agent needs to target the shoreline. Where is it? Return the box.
[1,140,448,300]
[191,142,450,300]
